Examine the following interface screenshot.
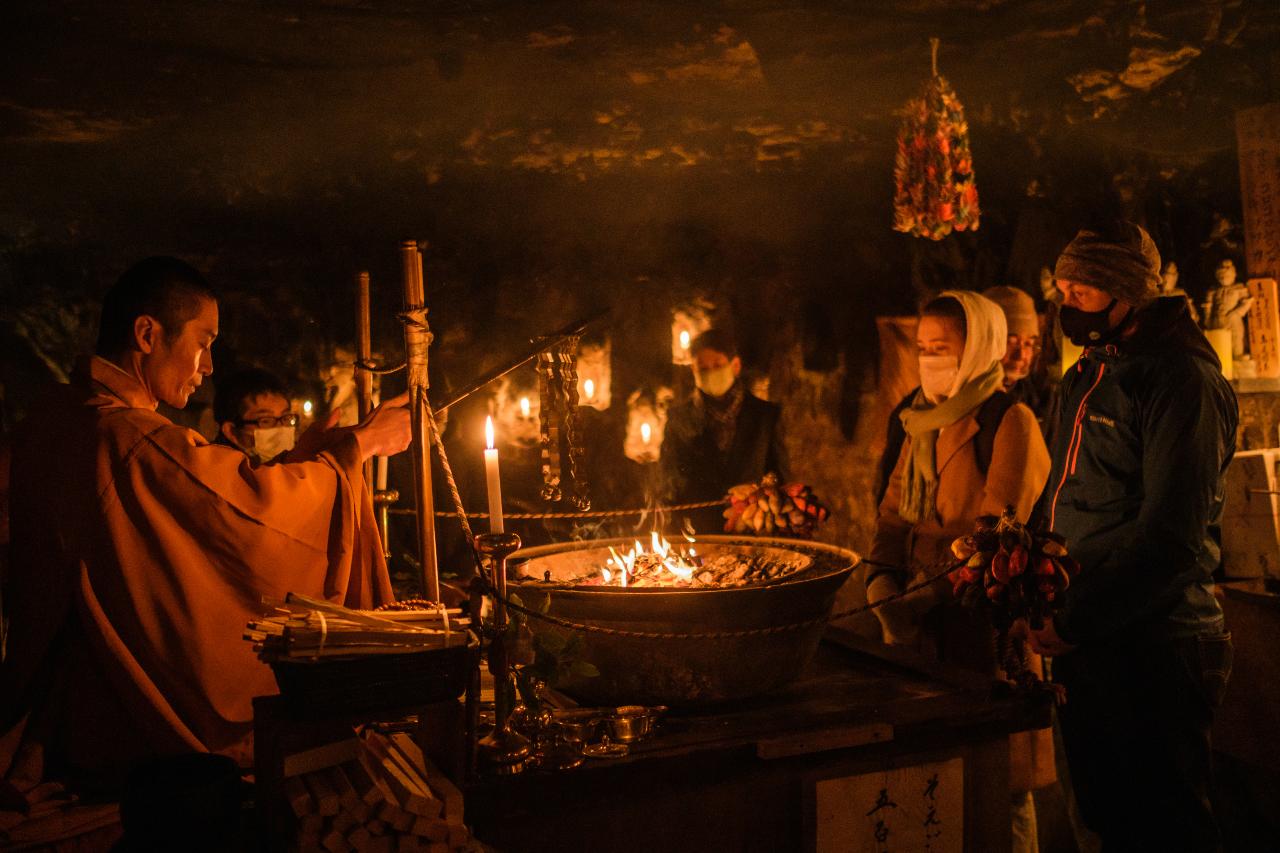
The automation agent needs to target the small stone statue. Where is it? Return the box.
[1158,261,1199,322]
[1039,266,1061,305]
[1201,259,1253,360]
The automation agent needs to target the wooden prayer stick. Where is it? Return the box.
[400,240,440,603]
[303,770,340,817]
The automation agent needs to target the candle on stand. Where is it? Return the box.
[375,456,388,491]
[484,416,504,533]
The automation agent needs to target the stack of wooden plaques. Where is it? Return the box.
[281,731,477,853]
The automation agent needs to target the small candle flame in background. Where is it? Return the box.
[519,396,531,419]
[623,387,673,464]
[671,302,713,366]
[576,339,612,410]
[485,414,495,450]
[302,400,314,416]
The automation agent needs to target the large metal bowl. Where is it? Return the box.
[509,535,859,707]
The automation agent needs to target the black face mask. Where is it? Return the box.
[1059,298,1119,346]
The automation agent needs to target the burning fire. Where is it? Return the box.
[599,531,699,587]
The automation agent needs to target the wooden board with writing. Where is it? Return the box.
[1247,278,1280,378]
[815,756,963,853]
[1237,103,1280,280]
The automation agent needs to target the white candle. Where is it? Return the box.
[375,456,388,491]
[484,416,504,533]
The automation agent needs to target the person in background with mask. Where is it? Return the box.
[661,328,787,534]
[212,368,300,461]
[858,291,1053,853]
[982,285,1060,444]
[1023,221,1235,853]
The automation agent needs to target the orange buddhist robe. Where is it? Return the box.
[1,356,394,788]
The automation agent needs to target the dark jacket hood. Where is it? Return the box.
[1120,296,1220,369]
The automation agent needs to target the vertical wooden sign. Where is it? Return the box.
[1237,103,1280,281]
[1247,278,1280,378]
[815,757,964,853]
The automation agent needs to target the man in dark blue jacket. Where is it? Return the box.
[1025,221,1236,852]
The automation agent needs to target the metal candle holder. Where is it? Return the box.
[372,489,399,561]
[474,531,531,776]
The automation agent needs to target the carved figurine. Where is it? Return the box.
[1158,262,1199,323]
[1201,259,1253,360]
[1039,266,1061,306]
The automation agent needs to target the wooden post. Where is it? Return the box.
[400,241,440,602]
[1237,103,1280,282]
[355,271,375,485]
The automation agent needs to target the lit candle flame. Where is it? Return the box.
[303,400,313,416]
[519,396,531,418]
[583,378,595,401]
[641,422,652,444]
[679,329,691,351]
[485,415,495,450]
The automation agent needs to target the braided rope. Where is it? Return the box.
[486,556,962,641]
[388,499,725,521]
[400,307,432,388]
[426,402,476,546]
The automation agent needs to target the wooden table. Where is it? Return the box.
[465,629,1052,853]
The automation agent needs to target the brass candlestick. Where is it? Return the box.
[474,532,530,776]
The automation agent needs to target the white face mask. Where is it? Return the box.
[694,365,736,398]
[919,355,959,401]
[252,426,296,461]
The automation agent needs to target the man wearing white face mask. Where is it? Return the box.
[855,291,1053,853]
[213,368,299,461]
[662,328,787,533]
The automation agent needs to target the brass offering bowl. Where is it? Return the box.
[510,535,859,707]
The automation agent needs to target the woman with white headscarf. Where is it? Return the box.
[861,290,1053,853]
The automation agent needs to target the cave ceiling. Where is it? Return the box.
[2,0,1275,224]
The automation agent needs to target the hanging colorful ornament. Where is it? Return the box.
[892,38,980,241]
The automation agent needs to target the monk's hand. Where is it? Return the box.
[353,392,412,460]
[1021,617,1075,657]
[285,408,342,461]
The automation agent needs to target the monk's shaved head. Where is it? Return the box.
[96,257,217,359]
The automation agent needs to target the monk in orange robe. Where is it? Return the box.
[0,257,410,790]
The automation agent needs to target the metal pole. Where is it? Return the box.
[400,241,440,602]
[355,271,374,486]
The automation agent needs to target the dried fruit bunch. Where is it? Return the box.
[892,71,980,241]
[949,507,1079,630]
[723,474,829,538]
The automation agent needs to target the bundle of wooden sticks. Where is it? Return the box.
[246,593,470,661]
[282,729,478,852]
